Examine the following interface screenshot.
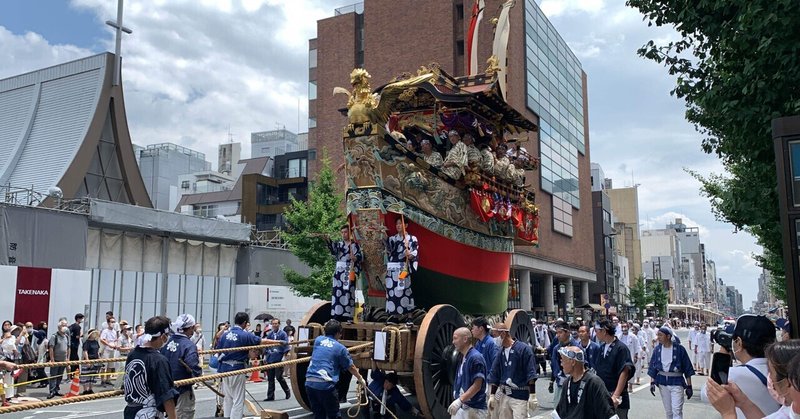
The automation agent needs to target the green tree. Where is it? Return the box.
[628,275,649,321]
[626,0,800,297]
[282,152,345,299]
[647,280,669,318]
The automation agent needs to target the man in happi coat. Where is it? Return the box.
[441,130,469,180]
[326,225,363,322]
[384,217,418,322]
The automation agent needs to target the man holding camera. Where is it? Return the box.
[700,314,779,418]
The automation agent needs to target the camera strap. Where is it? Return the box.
[740,364,768,386]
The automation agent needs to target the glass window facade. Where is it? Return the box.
[524,0,585,209]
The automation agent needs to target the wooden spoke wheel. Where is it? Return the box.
[414,304,466,418]
[289,301,332,411]
[507,309,535,347]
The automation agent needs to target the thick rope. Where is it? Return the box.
[345,378,399,419]
[0,342,373,414]
[15,339,312,369]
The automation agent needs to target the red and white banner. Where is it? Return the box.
[0,266,91,328]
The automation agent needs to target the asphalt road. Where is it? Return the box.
[3,328,721,418]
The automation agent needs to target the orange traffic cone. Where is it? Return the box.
[248,360,262,383]
[63,371,81,398]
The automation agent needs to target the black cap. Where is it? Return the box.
[733,315,776,346]
[385,372,399,385]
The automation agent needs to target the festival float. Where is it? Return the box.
[291,5,542,417]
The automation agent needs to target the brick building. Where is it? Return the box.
[308,0,595,319]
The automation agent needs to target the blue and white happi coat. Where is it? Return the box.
[384,232,418,316]
[328,240,362,320]
[647,343,695,387]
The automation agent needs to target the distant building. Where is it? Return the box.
[138,142,211,211]
[177,150,309,231]
[606,184,643,281]
[590,163,617,307]
[251,128,299,159]
[218,142,242,178]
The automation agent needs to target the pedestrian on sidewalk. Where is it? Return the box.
[80,329,101,395]
[46,321,70,399]
[122,315,178,419]
[647,327,694,419]
[694,324,712,376]
[263,318,290,401]
[68,313,85,375]
[99,316,119,386]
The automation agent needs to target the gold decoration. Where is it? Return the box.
[333,68,379,127]
[398,88,418,103]
[486,55,500,77]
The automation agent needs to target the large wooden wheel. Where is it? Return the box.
[507,309,535,347]
[414,304,466,419]
[289,301,331,411]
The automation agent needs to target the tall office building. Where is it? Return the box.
[138,142,211,211]
[251,128,298,159]
[218,142,241,177]
[310,0,596,317]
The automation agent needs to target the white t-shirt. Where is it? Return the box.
[701,357,780,419]
[660,346,673,371]
[100,328,118,350]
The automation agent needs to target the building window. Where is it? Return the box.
[308,117,317,129]
[256,213,278,231]
[196,204,218,218]
[181,180,190,189]
[309,48,318,68]
[602,209,611,224]
[308,81,317,100]
[287,158,307,178]
[524,0,584,208]
[552,196,573,237]
[456,40,464,56]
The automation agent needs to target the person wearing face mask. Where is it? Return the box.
[68,313,85,375]
[47,321,71,399]
[701,314,780,418]
[707,339,800,419]
[123,315,179,419]
[100,316,120,386]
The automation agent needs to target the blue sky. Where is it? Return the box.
[0,0,765,309]
[1,0,105,49]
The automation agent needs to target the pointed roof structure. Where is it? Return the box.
[0,52,152,207]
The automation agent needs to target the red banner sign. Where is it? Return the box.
[14,267,52,325]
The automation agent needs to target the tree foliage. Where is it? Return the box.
[628,275,649,321]
[282,153,345,299]
[647,280,669,318]
[627,0,800,297]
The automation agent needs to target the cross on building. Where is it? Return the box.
[105,0,133,86]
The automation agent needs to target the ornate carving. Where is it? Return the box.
[486,55,500,78]
[334,69,379,128]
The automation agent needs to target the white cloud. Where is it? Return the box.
[640,211,710,238]
[539,0,605,17]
